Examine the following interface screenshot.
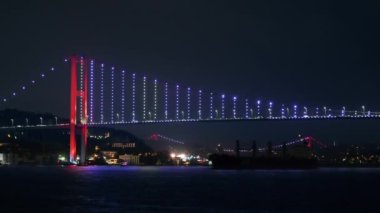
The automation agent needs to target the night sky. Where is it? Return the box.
[0,1,379,149]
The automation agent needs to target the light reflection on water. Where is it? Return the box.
[0,166,380,212]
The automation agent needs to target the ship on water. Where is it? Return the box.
[209,138,323,169]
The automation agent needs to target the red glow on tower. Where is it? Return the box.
[69,56,89,164]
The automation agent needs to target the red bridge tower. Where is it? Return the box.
[70,56,88,165]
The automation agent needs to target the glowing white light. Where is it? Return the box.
[210,92,214,119]
[268,101,273,118]
[341,106,346,117]
[50,67,55,71]
[187,87,191,120]
[176,85,180,120]
[323,106,327,116]
[315,107,319,117]
[293,105,298,118]
[31,80,35,84]
[41,73,45,78]
[221,94,225,119]
[165,82,168,120]
[245,99,249,119]
[233,96,237,119]
[100,63,104,123]
[154,79,158,120]
[22,86,26,90]
[121,70,126,122]
[257,100,261,118]
[303,106,308,117]
[281,104,285,118]
[3,98,7,102]
[132,73,136,121]
[362,105,366,116]
[143,76,147,120]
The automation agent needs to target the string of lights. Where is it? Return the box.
[100,63,104,123]
[165,82,168,120]
[143,76,147,120]
[209,92,214,119]
[176,84,179,120]
[1,66,56,105]
[121,70,126,122]
[89,60,95,123]
[154,79,158,120]
[79,57,84,120]
[132,73,136,121]
[111,67,115,123]
[198,90,202,119]
[187,87,191,120]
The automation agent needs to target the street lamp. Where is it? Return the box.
[362,105,365,116]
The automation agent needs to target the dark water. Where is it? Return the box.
[0,166,379,212]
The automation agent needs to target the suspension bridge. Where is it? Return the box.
[0,56,379,164]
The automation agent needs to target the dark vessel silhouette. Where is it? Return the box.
[209,154,319,169]
[209,140,319,169]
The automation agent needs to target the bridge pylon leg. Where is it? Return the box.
[69,56,77,163]
[69,56,89,165]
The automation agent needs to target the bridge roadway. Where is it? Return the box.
[1,114,379,130]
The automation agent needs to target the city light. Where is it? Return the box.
[293,105,297,118]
